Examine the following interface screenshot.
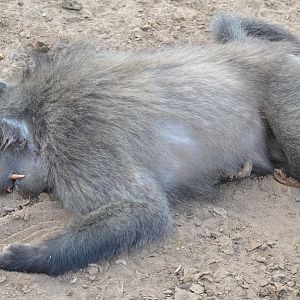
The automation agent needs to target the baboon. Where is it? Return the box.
[0,14,299,276]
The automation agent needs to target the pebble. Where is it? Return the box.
[272,273,287,282]
[212,207,228,218]
[255,255,267,264]
[87,266,99,275]
[259,286,275,297]
[260,242,268,251]
[163,289,174,296]
[115,259,127,266]
[23,211,31,221]
[62,0,82,11]
[247,240,262,251]
[22,285,31,294]
[0,275,7,284]
[88,275,96,281]
[260,279,270,287]
[174,288,200,300]
[287,281,295,287]
[189,283,205,295]
[217,236,234,255]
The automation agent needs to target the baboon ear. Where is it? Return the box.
[0,81,10,94]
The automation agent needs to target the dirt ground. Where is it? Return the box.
[0,0,300,299]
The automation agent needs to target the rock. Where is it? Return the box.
[189,283,205,295]
[214,269,229,282]
[217,236,234,255]
[255,256,267,264]
[174,288,200,300]
[212,207,228,218]
[272,273,287,283]
[259,279,270,287]
[0,275,7,284]
[88,275,96,281]
[87,266,99,275]
[163,289,173,296]
[70,276,77,284]
[115,259,127,266]
[258,286,275,297]
[260,242,268,251]
[62,0,82,11]
[287,281,295,287]
[247,240,262,251]
[22,286,31,294]
[23,211,31,221]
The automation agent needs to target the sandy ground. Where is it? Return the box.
[0,0,300,299]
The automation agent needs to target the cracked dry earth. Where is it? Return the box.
[0,0,300,299]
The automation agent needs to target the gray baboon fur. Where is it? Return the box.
[0,15,299,275]
[211,12,300,179]
[211,11,300,45]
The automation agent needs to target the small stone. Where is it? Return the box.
[174,288,199,300]
[0,275,7,284]
[214,269,229,282]
[272,273,287,282]
[287,281,295,287]
[273,282,286,293]
[82,284,88,289]
[22,286,31,294]
[260,279,270,287]
[88,275,96,281]
[66,290,73,296]
[241,283,250,289]
[260,242,268,251]
[259,286,274,297]
[217,236,234,255]
[62,0,82,11]
[267,241,277,248]
[19,30,31,39]
[115,259,127,266]
[212,207,228,218]
[189,283,204,295]
[0,53,5,60]
[87,266,99,275]
[141,24,151,31]
[255,256,267,264]
[247,241,262,251]
[174,265,182,275]
[70,276,77,284]
[290,265,298,275]
[163,289,173,296]
[23,211,31,221]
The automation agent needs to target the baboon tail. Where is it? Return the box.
[0,200,172,275]
[211,12,300,45]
